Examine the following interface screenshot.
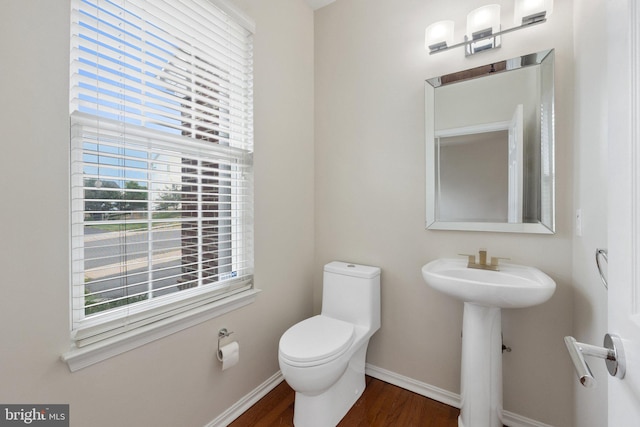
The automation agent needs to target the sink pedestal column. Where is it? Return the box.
[459,302,503,427]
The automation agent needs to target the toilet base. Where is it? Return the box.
[292,345,367,427]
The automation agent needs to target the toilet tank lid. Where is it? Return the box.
[324,261,381,279]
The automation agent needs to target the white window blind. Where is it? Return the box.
[69,0,254,347]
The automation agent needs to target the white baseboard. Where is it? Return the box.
[205,371,284,427]
[205,365,553,427]
[501,411,555,427]
[364,364,554,427]
[364,363,461,408]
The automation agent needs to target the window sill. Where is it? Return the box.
[62,289,260,372]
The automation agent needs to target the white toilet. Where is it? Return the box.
[278,261,381,427]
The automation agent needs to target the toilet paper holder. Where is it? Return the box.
[564,333,625,387]
[217,328,234,362]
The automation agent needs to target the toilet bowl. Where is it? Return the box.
[278,261,381,427]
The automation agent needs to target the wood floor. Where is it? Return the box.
[228,376,460,427]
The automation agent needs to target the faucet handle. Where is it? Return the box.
[458,253,477,266]
[490,256,510,268]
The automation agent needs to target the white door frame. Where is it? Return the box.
[607,0,640,424]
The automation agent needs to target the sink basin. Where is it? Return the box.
[422,258,556,427]
[421,258,556,308]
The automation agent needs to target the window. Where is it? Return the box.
[67,0,255,364]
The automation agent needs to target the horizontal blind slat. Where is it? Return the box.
[71,112,253,156]
[74,281,253,346]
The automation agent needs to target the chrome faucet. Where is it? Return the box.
[459,249,508,271]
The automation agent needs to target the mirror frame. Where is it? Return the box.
[425,49,555,234]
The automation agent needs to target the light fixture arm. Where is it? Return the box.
[429,18,546,55]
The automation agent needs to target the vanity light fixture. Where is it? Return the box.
[514,0,552,25]
[466,4,502,55]
[425,20,455,52]
[425,0,552,56]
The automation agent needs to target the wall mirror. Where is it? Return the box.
[425,49,555,233]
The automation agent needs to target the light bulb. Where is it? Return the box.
[425,20,454,51]
[514,0,552,25]
[467,4,501,39]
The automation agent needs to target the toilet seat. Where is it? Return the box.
[279,315,355,367]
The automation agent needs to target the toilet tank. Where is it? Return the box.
[321,261,381,330]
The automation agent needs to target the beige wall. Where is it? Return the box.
[314,0,574,425]
[572,0,609,426]
[0,1,314,426]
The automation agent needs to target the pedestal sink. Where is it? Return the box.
[421,258,556,427]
